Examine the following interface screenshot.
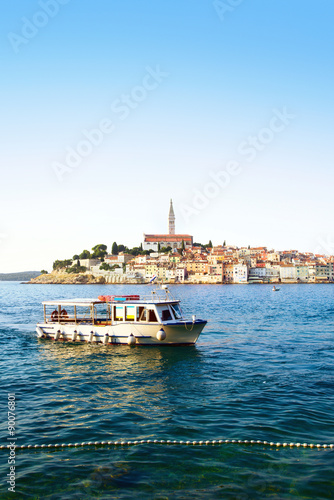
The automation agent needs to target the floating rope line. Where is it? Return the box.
[1,439,333,450]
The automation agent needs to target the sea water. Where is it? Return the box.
[0,282,334,499]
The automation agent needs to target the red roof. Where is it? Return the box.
[144,234,193,243]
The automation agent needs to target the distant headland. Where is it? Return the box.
[0,271,40,282]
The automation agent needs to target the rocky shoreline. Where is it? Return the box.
[27,272,107,285]
[25,272,334,285]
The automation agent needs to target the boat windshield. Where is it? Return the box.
[170,303,182,319]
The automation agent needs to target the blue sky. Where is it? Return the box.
[1,0,334,272]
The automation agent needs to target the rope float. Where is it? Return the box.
[1,439,333,451]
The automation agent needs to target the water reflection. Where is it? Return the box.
[34,341,205,441]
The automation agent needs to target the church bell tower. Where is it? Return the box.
[168,199,175,235]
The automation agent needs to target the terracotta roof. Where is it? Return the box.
[144,234,193,243]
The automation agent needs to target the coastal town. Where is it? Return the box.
[32,200,334,285]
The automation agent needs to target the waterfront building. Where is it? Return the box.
[175,267,187,282]
[185,260,209,275]
[248,267,266,282]
[233,264,248,283]
[296,265,309,282]
[188,273,222,284]
[222,263,234,283]
[279,265,297,282]
[208,263,223,276]
[249,266,279,283]
[315,263,334,281]
[126,264,146,279]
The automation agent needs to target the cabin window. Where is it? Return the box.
[125,306,135,321]
[170,304,182,319]
[114,305,124,321]
[161,308,172,321]
[137,306,147,322]
[148,309,158,323]
[94,304,109,324]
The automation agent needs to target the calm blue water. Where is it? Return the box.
[1,282,334,499]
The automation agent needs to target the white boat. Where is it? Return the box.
[36,287,207,346]
[272,286,280,291]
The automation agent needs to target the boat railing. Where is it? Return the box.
[98,286,177,304]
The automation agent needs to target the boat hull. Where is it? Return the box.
[36,320,207,346]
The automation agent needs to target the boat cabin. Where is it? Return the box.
[42,297,183,326]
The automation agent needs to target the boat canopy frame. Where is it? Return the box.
[43,299,183,325]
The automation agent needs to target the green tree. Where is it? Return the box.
[100,262,112,271]
[79,250,91,259]
[223,240,226,247]
[112,242,119,255]
[193,242,205,249]
[181,239,185,251]
[73,254,80,260]
[40,270,48,274]
[160,246,172,253]
[118,244,126,252]
[66,265,87,274]
[53,259,72,270]
[92,244,108,259]
[158,243,161,252]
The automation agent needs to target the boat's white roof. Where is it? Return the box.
[42,298,100,307]
[42,298,179,307]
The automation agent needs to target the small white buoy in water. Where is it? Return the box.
[156,328,166,341]
[127,333,136,346]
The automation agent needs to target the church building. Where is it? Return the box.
[143,200,193,251]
